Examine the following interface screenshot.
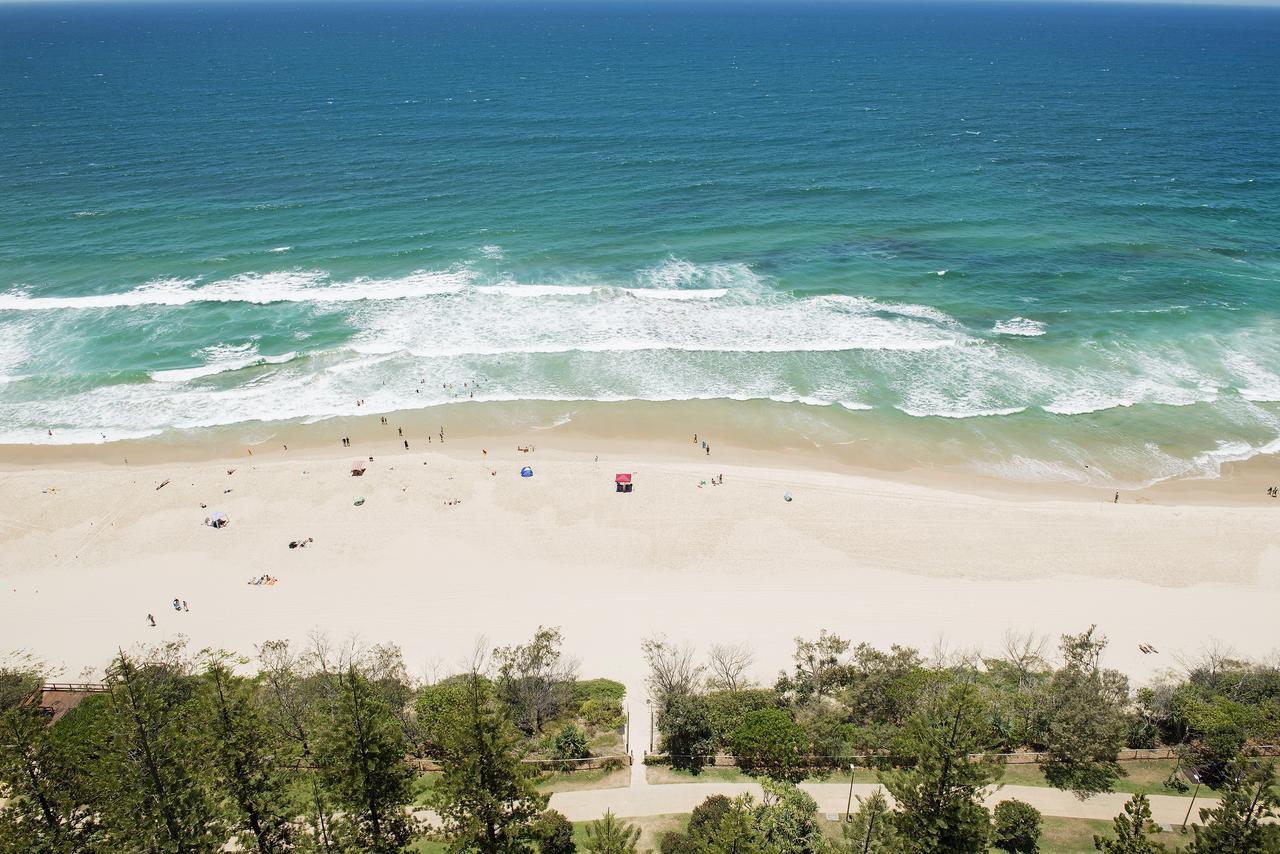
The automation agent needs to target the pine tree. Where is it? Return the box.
[1042,627,1128,799]
[1093,794,1167,853]
[1186,759,1280,853]
[0,698,101,853]
[431,671,547,853]
[196,655,295,853]
[840,789,898,854]
[882,683,1001,854]
[583,811,641,854]
[315,665,418,852]
[98,648,225,852]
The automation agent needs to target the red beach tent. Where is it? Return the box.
[615,473,633,493]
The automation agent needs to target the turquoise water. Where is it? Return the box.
[1,2,1278,484]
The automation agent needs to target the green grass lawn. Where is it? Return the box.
[1035,815,1187,853]
[536,765,631,793]
[412,762,630,804]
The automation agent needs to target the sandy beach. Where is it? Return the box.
[2,409,1279,691]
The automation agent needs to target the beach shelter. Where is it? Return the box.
[520,466,534,478]
[205,511,229,529]
[350,459,367,476]
[615,473,633,493]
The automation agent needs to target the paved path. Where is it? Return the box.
[627,684,650,788]
[551,780,1211,828]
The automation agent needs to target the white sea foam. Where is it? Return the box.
[269,246,292,253]
[0,270,475,310]
[346,281,964,358]
[635,257,762,292]
[992,317,1046,337]
[149,344,298,383]
[895,404,1026,419]
[621,288,728,300]
[474,284,594,297]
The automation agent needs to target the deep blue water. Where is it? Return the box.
[1,1,1278,483]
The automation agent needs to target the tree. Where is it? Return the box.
[707,643,755,693]
[196,654,295,853]
[754,779,825,854]
[315,665,417,852]
[1093,794,1167,853]
[658,694,716,773]
[883,683,1000,854]
[0,682,101,853]
[783,631,850,700]
[432,671,547,853]
[1186,759,1280,853]
[729,708,809,783]
[840,789,898,854]
[642,637,703,705]
[582,811,640,854]
[494,627,577,735]
[706,689,782,751]
[696,796,764,854]
[97,647,225,852]
[1042,627,1128,799]
[532,810,576,854]
[992,799,1042,854]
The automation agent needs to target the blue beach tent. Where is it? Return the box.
[520,466,533,478]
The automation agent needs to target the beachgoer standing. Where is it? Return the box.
[1114,492,1119,504]
[404,440,409,450]
[182,600,188,612]
[147,613,156,626]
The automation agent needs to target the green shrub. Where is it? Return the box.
[533,809,576,854]
[571,679,626,708]
[729,708,809,783]
[688,794,732,840]
[659,831,697,854]
[992,799,1041,853]
[552,724,590,767]
[580,698,625,731]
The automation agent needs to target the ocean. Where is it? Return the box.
[1,1,1278,485]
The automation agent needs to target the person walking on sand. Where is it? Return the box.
[147,613,156,626]
[705,445,710,455]
[182,600,188,612]
[398,427,403,436]
[1114,492,1119,504]
[404,440,409,450]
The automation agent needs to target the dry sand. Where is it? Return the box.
[2,423,1278,690]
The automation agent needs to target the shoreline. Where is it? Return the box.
[2,398,1279,508]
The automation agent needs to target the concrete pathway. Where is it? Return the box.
[551,780,1211,828]
[627,683,650,788]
